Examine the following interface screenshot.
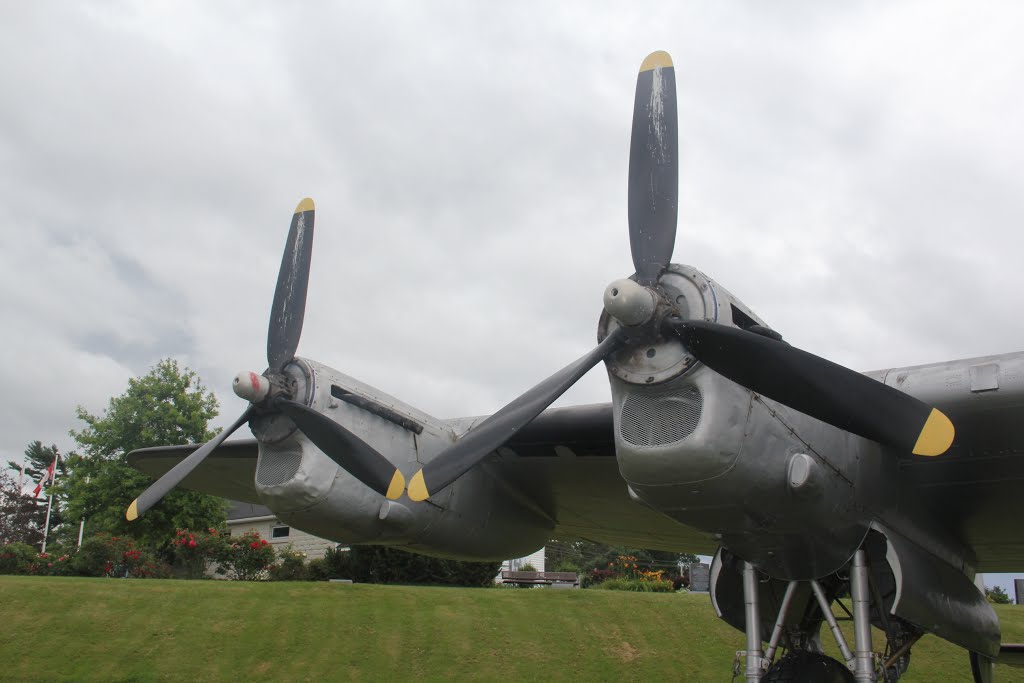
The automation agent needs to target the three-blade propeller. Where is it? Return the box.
[127,199,319,521]
[399,49,953,502]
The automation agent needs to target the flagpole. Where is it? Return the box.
[40,451,59,554]
[77,474,90,548]
[41,490,55,554]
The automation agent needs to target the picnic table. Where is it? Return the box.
[501,570,580,588]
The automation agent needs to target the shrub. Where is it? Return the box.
[345,546,501,587]
[584,568,617,588]
[518,563,537,572]
[269,546,308,581]
[596,577,676,592]
[608,554,643,579]
[320,546,353,580]
[27,552,74,577]
[218,531,275,580]
[306,557,330,581]
[71,533,168,578]
[70,535,118,577]
[171,528,227,579]
[0,542,39,575]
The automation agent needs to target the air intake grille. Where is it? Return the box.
[256,443,303,487]
[620,384,703,447]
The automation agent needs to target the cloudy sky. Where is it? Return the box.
[2,3,1022,591]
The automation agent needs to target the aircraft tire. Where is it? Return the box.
[762,651,855,683]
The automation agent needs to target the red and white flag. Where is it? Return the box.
[32,453,58,499]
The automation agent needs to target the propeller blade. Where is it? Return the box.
[628,51,679,286]
[127,408,253,521]
[406,328,626,502]
[267,198,316,371]
[665,319,954,456]
[275,398,405,499]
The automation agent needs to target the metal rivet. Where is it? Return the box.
[646,348,656,358]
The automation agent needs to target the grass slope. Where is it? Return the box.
[0,576,1022,682]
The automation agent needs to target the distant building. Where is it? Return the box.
[501,547,545,573]
[227,501,335,558]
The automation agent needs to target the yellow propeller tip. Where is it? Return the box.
[385,469,406,500]
[408,470,430,502]
[640,51,673,72]
[912,408,955,456]
[294,197,315,214]
[126,499,139,522]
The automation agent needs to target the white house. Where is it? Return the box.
[226,501,335,558]
[501,548,546,573]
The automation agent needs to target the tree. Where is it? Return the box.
[7,441,67,538]
[0,470,48,547]
[8,441,68,486]
[60,359,229,550]
[986,585,1012,604]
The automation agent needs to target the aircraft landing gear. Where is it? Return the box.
[969,651,995,683]
[730,550,909,682]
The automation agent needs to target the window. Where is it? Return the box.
[271,525,290,539]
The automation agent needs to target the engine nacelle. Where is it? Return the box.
[248,358,550,561]
[605,267,876,579]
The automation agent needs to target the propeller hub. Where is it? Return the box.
[603,278,657,327]
[247,359,315,444]
[233,371,271,403]
[598,264,714,385]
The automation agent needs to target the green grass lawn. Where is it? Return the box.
[0,576,1021,682]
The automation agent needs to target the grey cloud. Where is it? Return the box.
[2,1,1023,469]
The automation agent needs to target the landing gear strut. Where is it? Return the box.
[733,550,898,682]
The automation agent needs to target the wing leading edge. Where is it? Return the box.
[481,403,718,555]
[127,439,261,504]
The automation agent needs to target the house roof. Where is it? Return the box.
[227,500,272,520]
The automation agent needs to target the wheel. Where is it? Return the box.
[763,651,855,683]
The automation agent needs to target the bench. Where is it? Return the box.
[501,570,580,588]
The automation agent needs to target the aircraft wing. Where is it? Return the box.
[127,440,261,504]
[124,406,713,554]
[870,352,1024,572]
[480,403,718,555]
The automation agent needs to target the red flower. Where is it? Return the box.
[249,542,259,549]
[260,539,268,546]
[188,540,197,548]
